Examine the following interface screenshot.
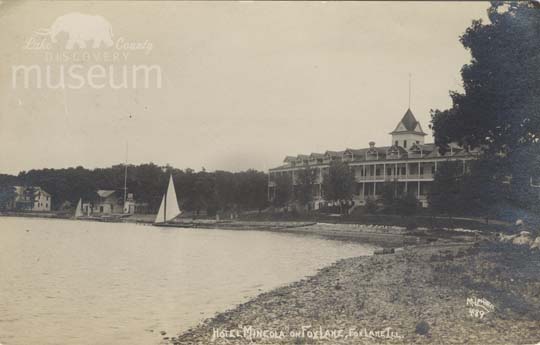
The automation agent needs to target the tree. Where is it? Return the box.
[380,181,418,216]
[235,170,268,212]
[294,167,317,210]
[0,185,15,210]
[428,161,464,216]
[394,193,419,217]
[430,1,540,214]
[460,158,508,216]
[380,181,399,212]
[272,173,293,208]
[214,170,237,212]
[322,161,355,213]
[431,2,540,156]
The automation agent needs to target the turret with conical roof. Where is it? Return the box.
[390,108,427,149]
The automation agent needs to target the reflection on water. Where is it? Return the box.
[0,217,373,345]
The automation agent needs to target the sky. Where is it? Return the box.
[0,1,490,175]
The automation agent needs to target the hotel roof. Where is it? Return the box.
[270,109,477,171]
[390,108,427,135]
[270,143,479,171]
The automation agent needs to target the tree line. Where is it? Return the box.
[0,164,268,215]
[270,161,355,210]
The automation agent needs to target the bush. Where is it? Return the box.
[395,193,419,217]
[365,197,378,213]
[405,219,418,230]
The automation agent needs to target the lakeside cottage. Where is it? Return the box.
[268,108,480,208]
[7,186,52,212]
[81,190,146,216]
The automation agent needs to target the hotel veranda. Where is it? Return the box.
[268,109,480,208]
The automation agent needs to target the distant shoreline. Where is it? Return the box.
[0,212,449,247]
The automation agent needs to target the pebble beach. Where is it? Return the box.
[169,240,540,345]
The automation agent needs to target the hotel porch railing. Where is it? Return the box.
[355,173,434,182]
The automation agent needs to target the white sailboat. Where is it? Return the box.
[154,174,182,224]
[74,198,83,218]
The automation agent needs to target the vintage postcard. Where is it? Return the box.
[0,1,539,345]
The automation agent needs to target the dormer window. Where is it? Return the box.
[387,146,400,159]
[404,140,407,148]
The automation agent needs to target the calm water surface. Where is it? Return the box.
[0,217,374,345]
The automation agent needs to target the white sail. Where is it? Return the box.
[155,194,166,223]
[154,174,181,224]
[75,198,83,218]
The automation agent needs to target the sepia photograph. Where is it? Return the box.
[1,1,540,344]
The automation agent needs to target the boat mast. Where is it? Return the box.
[123,142,128,205]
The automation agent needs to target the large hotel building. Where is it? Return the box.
[268,109,480,208]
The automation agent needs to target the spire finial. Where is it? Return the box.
[408,73,412,109]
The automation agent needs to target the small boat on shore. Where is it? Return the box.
[154,174,182,226]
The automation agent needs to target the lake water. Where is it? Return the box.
[0,217,374,345]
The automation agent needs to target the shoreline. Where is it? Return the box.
[0,212,478,248]
[170,240,540,345]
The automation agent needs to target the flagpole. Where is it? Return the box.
[408,73,412,109]
[123,142,128,205]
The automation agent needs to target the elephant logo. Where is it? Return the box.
[34,12,114,49]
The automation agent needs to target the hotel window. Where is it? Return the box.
[395,140,398,146]
[404,140,407,148]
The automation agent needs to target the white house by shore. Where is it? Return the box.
[10,186,52,212]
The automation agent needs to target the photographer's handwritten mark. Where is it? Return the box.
[466,296,495,319]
